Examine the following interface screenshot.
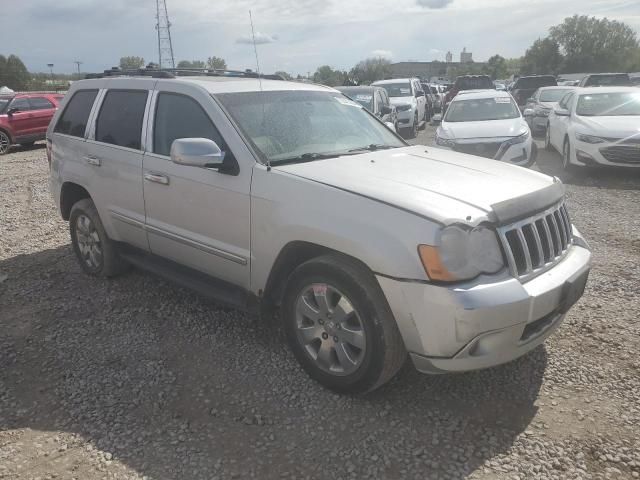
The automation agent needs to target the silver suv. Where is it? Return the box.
[48,69,591,393]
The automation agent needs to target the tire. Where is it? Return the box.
[282,254,406,394]
[562,138,580,173]
[408,113,418,138]
[544,125,554,151]
[0,130,11,155]
[69,198,129,277]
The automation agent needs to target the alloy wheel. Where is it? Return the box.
[75,214,103,270]
[294,283,366,376]
[0,132,10,155]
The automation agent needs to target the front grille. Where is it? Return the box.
[453,142,503,159]
[599,145,640,164]
[497,203,572,281]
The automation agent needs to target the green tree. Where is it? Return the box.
[312,65,348,86]
[207,56,227,70]
[274,70,292,80]
[177,60,206,69]
[349,57,391,85]
[520,38,563,75]
[0,54,30,90]
[549,15,639,72]
[119,56,145,69]
[483,55,508,79]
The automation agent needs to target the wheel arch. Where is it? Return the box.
[60,182,92,220]
[0,127,14,143]
[261,241,375,315]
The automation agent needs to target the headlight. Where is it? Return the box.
[575,133,605,144]
[396,104,412,112]
[435,133,456,148]
[418,225,504,282]
[505,130,530,146]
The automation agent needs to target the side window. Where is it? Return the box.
[565,93,576,111]
[10,97,31,111]
[95,90,148,150]
[54,90,98,137]
[29,97,54,110]
[375,91,384,113]
[153,93,225,157]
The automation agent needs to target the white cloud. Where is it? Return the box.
[236,32,278,45]
[371,49,393,58]
[416,0,453,8]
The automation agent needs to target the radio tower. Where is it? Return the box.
[155,0,175,69]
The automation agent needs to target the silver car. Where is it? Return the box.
[47,70,591,393]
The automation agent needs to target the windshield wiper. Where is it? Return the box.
[270,151,356,166]
[347,144,398,152]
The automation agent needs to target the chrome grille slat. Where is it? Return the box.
[497,202,573,282]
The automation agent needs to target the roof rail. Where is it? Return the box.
[85,66,284,81]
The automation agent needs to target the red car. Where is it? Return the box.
[0,92,63,155]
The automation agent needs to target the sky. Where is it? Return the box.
[1,0,639,75]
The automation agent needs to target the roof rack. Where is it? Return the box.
[85,65,284,81]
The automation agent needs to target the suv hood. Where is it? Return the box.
[275,145,560,225]
[440,118,527,140]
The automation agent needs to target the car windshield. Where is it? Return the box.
[539,89,573,102]
[584,75,630,87]
[456,77,493,90]
[444,97,520,122]
[338,90,373,110]
[216,90,405,164]
[576,92,640,116]
[0,97,11,114]
[378,83,412,98]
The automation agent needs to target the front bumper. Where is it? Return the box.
[572,140,640,167]
[435,136,535,166]
[377,231,591,374]
[396,108,415,127]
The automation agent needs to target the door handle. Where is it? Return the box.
[84,155,101,166]
[144,172,170,185]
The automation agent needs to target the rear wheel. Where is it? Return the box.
[69,198,130,277]
[408,113,418,138]
[544,125,554,151]
[282,254,406,393]
[0,131,11,155]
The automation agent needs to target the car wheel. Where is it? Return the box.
[544,125,554,151]
[282,254,406,394]
[69,198,130,277]
[409,113,418,138]
[0,130,11,155]
[562,138,579,173]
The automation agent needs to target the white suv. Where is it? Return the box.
[372,78,427,138]
[48,70,591,393]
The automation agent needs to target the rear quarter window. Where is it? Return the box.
[54,90,99,137]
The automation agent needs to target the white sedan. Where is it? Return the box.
[545,87,640,170]
[434,90,536,167]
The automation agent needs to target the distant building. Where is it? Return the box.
[445,51,453,63]
[388,60,486,81]
[460,47,473,63]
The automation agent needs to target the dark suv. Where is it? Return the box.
[0,92,63,154]
[509,75,557,108]
[444,75,494,106]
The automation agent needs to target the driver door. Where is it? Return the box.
[552,92,575,149]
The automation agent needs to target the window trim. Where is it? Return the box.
[53,89,100,139]
[93,88,150,152]
[29,97,55,110]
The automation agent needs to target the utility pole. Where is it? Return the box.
[155,0,175,69]
[73,61,83,75]
[47,63,54,82]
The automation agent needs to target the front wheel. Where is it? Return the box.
[0,131,11,155]
[282,254,406,394]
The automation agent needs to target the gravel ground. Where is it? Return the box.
[1,131,639,480]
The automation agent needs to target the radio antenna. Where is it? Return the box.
[249,10,263,92]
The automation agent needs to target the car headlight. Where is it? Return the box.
[505,130,530,146]
[575,133,605,144]
[396,104,412,112]
[418,225,504,282]
[435,133,456,148]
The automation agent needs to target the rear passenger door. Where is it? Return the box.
[413,80,426,122]
[85,80,153,251]
[142,83,252,289]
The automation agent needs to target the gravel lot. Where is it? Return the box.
[1,129,639,480]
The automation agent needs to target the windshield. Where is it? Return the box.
[0,97,11,114]
[576,92,640,116]
[584,75,630,87]
[444,97,520,122]
[216,90,405,163]
[338,90,373,110]
[539,89,573,102]
[378,83,412,98]
[455,77,493,90]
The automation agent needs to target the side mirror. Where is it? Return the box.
[381,105,392,115]
[7,107,19,115]
[523,108,534,117]
[384,121,396,132]
[170,138,225,169]
[554,108,570,117]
